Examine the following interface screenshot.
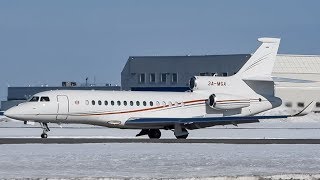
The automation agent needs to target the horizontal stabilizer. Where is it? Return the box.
[242,76,273,82]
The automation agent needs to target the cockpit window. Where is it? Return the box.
[40,96,50,102]
[29,96,39,102]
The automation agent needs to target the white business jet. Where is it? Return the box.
[4,38,314,139]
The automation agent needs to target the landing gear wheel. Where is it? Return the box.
[41,133,48,138]
[175,128,188,139]
[40,122,50,139]
[176,134,188,139]
[148,129,161,139]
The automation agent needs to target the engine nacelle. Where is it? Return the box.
[189,76,229,91]
[207,94,250,110]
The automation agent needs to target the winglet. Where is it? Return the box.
[292,101,315,116]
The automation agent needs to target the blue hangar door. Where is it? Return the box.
[56,95,69,120]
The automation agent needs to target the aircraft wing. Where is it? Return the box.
[125,101,315,128]
[125,115,287,128]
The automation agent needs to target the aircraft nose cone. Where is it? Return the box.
[4,109,13,118]
[4,108,19,119]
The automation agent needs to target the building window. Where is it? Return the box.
[285,102,292,108]
[297,102,304,108]
[92,100,95,105]
[160,73,167,83]
[98,100,102,105]
[104,101,108,106]
[149,73,156,83]
[172,73,178,83]
[139,73,146,83]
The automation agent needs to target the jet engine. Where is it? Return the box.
[189,76,228,91]
[207,94,250,110]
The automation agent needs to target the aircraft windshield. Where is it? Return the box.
[40,97,50,102]
[29,96,39,102]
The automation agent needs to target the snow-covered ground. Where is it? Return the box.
[0,143,320,179]
[1,113,320,179]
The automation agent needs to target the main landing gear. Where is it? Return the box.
[136,126,189,139]
[136,129,161,139]
[40,122,50,138]
[175,128,188,139]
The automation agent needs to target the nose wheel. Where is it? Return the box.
[40,123,50,138]
[41,133,48,138]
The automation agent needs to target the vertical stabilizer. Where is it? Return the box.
[237,38,280,80]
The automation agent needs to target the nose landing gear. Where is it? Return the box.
[40,123,50,138]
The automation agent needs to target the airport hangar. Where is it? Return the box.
[121,54,320,113]
[1,54,320,113]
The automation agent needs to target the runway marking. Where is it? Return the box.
[2,138,320,144]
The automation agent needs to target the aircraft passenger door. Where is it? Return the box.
[56,95,69,120]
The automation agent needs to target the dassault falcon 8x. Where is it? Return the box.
[4,38,315,139]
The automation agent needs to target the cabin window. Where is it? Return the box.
[98,100,102,105]
[297,102,304,108]
[222,72,228,77]
[111,101,115,106]
[175,102,179,106]
[156,101,160,106]
[136,101,140,106]
[162,101,166,106]
[124,101,127,106]
[143,101,147,106]
[92,100,95,105]
[117,101,121,106]
[85,100,89,105]
[168,101,173,107]
[29,96,39,102]
[139,73,146,83]
[104,101,108,106]
[40,96,50,102]
[316,102,320,108]
[150,101,154,106]
[150,73,156,83]
[285,102,292,108]
[130,101,134,106]
[172,73,178,83]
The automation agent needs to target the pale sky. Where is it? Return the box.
[1,0,320,100]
